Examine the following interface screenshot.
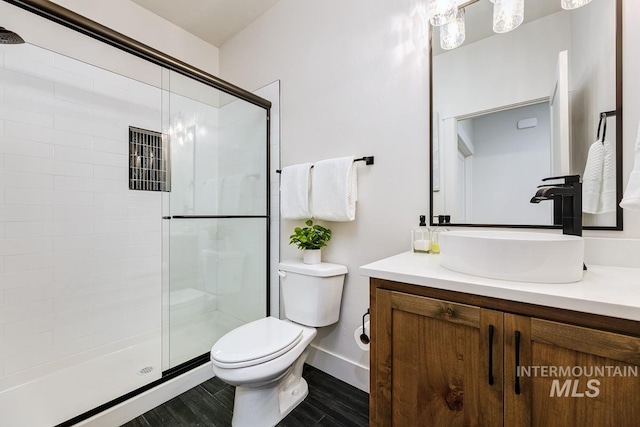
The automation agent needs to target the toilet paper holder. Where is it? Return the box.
[359,309,370,345]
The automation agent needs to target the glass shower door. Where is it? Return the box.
[164,71,268,369]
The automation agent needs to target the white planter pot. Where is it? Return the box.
[303,249,322,265]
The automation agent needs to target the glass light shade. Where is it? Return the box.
[440,9,465,50]
[429,0,458,26]
[493,0,524,34]
[561,0,592,9]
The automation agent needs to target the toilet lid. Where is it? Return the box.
[211,317,303,369]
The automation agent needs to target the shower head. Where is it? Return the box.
[0,27,25,45]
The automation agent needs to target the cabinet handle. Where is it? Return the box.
[488,325,494,386]
[514,330,521,395]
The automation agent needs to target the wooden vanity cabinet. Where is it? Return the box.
[370,279,640,427]
[505,314,640,427]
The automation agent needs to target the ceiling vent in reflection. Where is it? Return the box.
[517,117,538,130]
[129,127,170,192]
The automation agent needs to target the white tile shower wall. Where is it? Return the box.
[0,43,163,383]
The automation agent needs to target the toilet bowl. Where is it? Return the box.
[210,260,347,427]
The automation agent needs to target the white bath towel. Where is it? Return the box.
[582,141,604,214]
[620,122,640,211]
[311,156,357,222]
[280,163,313,219]
[583,140,616,214]
[598,140,616,213]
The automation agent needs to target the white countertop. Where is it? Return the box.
[360,251,640,322]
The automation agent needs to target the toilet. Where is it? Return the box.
[210,259,348,427]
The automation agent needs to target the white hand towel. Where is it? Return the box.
[280,163,313,219]
[598,140,616,213]
[620,122,640,211]
[311,156,357,222]
[582,141,604,214]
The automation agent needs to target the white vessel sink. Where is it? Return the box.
[439,230,584,283]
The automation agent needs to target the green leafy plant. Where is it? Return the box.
[289,220,332,250]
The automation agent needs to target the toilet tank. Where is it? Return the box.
[279,260,347,327]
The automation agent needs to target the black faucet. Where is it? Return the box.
[530,175,582,237]
[531,175,586,271]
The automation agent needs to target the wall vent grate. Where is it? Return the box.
[129,126,169,192]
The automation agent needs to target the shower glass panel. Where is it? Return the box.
[165,71,268,368]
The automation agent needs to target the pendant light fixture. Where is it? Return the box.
[431,0,589,51]
[440,9,466,50]
[429,0,458,26]
[561,0,593,10]
[493,0,524,34]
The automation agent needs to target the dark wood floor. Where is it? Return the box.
[122,364,369,427]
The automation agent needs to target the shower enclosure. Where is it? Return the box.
[0,2,271,426]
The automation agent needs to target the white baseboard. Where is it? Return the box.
[306,345,370,393]
[75,362,215,427]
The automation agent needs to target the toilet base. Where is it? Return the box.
[230,349,309,427]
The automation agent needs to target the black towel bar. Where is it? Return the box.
[276,156,374,174]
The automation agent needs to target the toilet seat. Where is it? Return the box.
[211,317,303,369]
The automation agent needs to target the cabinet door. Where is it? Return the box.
[373,289,503,426]
[505,314,640,427]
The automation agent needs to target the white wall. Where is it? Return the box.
[220,0,431,391]
[218,0,640,392]
[50,0,219,76]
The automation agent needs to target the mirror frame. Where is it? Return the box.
[429,0,623,231]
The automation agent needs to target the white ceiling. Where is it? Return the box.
[131,0,281,47]
[131,0,563,53]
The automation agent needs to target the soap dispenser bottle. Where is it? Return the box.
[430,215,450,254]
[412,215,431,253]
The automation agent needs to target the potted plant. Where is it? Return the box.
[289,220,332,264]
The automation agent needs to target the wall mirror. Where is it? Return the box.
[430,0,622,230]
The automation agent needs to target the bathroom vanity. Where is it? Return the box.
[361,252,640,427]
